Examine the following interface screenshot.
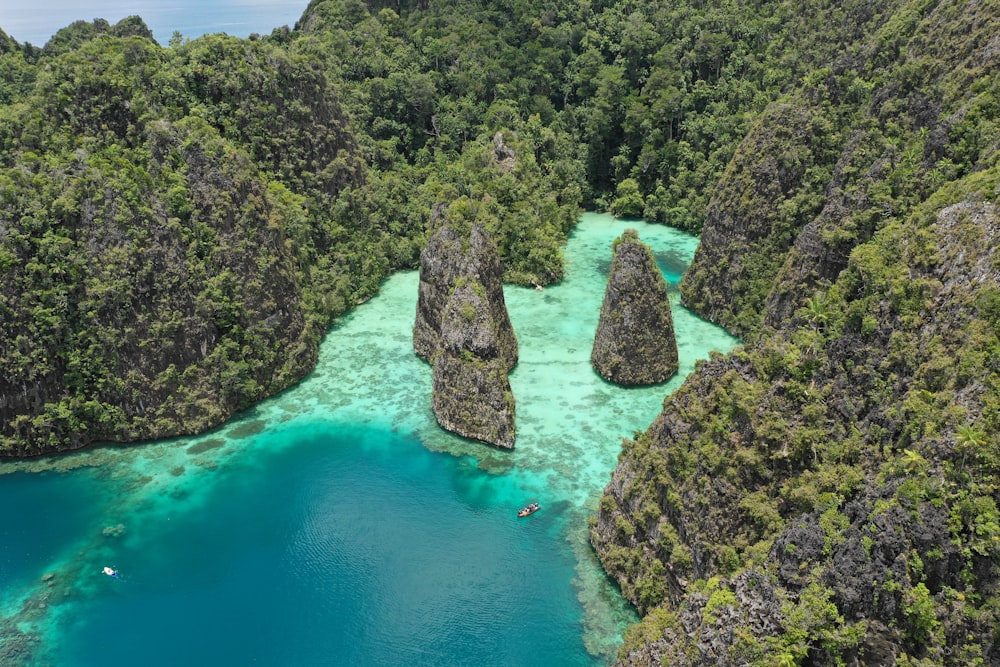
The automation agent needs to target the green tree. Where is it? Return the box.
[610,178,645,218]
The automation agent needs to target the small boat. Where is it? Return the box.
[517,502,540,518]
[102,566,118,578]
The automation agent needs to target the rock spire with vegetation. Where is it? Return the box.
[590,1,1000,665]
[431,280,517,448]
[413,205,517,370]
[591,229,678,385]
[413,206,517,448]
[3,0,1000,663]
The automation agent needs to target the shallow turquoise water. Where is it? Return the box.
[0,213,738,665]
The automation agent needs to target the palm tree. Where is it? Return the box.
[803,292,829,331]
[956,423,988,473]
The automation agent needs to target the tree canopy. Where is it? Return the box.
[2,1,1000,663]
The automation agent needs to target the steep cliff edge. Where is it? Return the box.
[678,102,835,341]
[591,229,678,386]
[591,0,1000,663]
[0,30,368,455]
[593,193,1000,665]
[414,211,518,447]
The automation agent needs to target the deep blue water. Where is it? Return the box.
[0,1,309,47]
[54,426,591,666]
[0,470,104,587]
[0,215,739,666]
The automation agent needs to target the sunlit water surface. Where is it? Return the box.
[0,0,309,47]
[0,213,738,665]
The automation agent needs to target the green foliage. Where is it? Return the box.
[617,607,678,659]
[669,542,694,573]
[635,558,669,610]
[609,177,644,218]
[5,0,1000,663]
[702,583,738,624]
[903,582,940,648]
[764,584,864,665]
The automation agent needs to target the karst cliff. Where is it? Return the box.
[0,24,367,456]
[590,1,1000,664]
[591,229,678,385]
[413,212,517,448]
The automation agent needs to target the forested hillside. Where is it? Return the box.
[0,3,583,454]
[2,0,999,663]
[587,0,1000,664]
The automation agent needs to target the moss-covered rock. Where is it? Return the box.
[431,281,516,449]
[414,211,518,448]
[413,212,517,370]
[591,229,678,386]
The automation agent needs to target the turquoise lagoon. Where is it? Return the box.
[0,213,738,666]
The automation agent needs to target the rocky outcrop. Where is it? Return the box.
[591,229,678,385]
[679,102,831,341]
[414,211,517,447]
[613,569,786,667]
[492,131,517,173]
[414,210,518,370]
[431,281,516,448]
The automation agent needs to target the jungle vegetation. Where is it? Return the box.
[1,0,999,664]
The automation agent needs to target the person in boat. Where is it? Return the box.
[518,502,540,516]
[103,566,118,578]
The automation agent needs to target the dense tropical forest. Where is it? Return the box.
[1,0,999,664]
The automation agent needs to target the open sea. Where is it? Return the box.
[0,0,310,46]
[0,214,738,665]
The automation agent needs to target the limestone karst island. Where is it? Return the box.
[414,209,518,448]
[591,228,679,386]
[2,0,1000,665]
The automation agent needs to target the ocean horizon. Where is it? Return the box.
[0,0,310,47]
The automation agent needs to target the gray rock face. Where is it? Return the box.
[413,214,517,447]
[614,570,785,667]
[431,282,516,448]
[492,131,517,172]
[414,216,517,370]
[591,229,679,385]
